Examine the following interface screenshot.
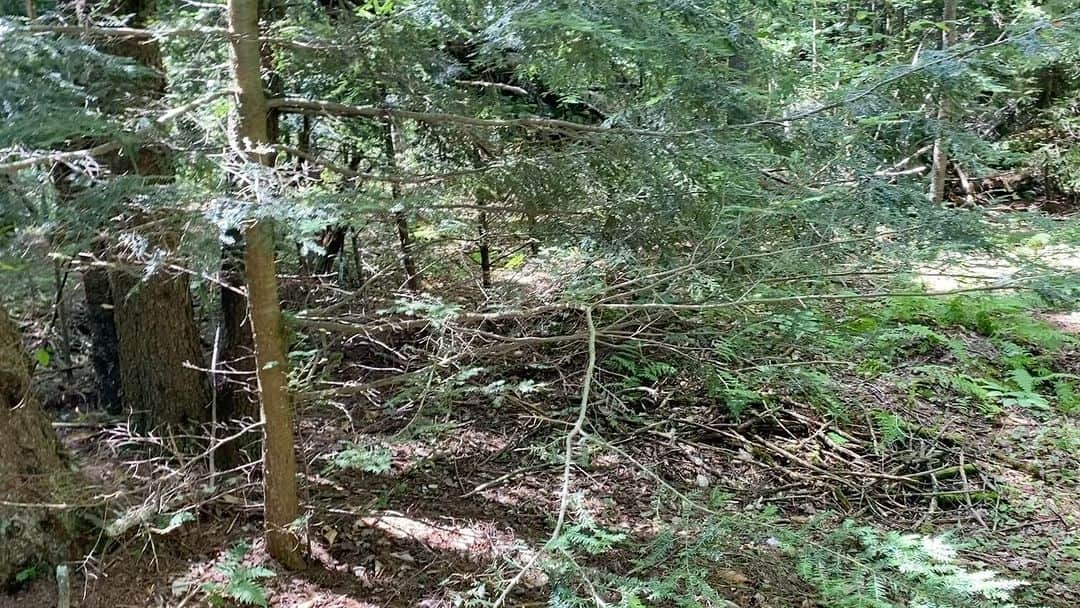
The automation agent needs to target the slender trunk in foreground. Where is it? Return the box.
[228,0,304,570]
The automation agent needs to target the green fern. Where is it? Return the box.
[795,522,1025,608]
[555,523,627,556]
[203,542,276,608]
[871,410,908,446]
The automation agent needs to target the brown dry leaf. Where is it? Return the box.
[717,569,751,586]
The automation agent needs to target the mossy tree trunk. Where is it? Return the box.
[0,307,75,588]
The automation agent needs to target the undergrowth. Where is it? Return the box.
[588,292,1078,425]
[542,510,1030,608]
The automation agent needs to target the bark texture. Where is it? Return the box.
[63,0,206,426]
[217,236,260,468]
[81,264,121,413]
[929,0,958,203]
[110,269,212,431]
[219,234,259,424]
[0,308,74,587]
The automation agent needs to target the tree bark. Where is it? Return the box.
[81,263,121,413]
[0,307,75,587]
[228,0,304,570]
[110,267,212,432]
[470,146,493,288]
[61,0,208,426]
[219,234,259,424]
[929,0,958,203]
[478,203,492,288]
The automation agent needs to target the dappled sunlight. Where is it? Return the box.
[1044,311,1080,334]
[915,243,1080,293]
[357,512,548,588]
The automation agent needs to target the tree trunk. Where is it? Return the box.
[470,147,493,288]
[929,0,958,203]
[219,234,259,424]
[478,204,492,288]
[394,210,422,291]
[81,264,121,413]
[62,0,208,426]
[0,307,75,587]
[384,119,422,292]
[110,268,212,432]
[228,0,304,570]
[215,234,260,469]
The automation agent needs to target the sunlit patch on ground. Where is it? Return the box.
[357,512,547,587]
[915,244,1080,292]
[1044,311,1080,334]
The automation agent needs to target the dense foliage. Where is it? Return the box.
[0,0,1078,606]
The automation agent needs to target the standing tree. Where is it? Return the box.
[227,0,304,570]
[930,0,960,203]
[49,0,213,429]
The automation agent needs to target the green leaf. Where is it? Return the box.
[227,578,268,607]
[1009,367,1036,393]
[15,566,40,583]
[33,348,51,368]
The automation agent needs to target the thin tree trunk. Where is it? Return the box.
[0,307,75,586]
[929,0,958,203]
[227,0,304,570]
[478,203,492,288]
[394,210,421,291]
[956,164,975,206]
[525,207,541,255]
[383,119,422,291]
[52,261,74,384]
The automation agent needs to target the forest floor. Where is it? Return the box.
[4,213,1078,608]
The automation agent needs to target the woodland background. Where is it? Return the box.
[0,0,1078,607]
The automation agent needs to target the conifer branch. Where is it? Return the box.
[20,24,339,51]
[265,17,1072,138]
[0,90,226,175]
